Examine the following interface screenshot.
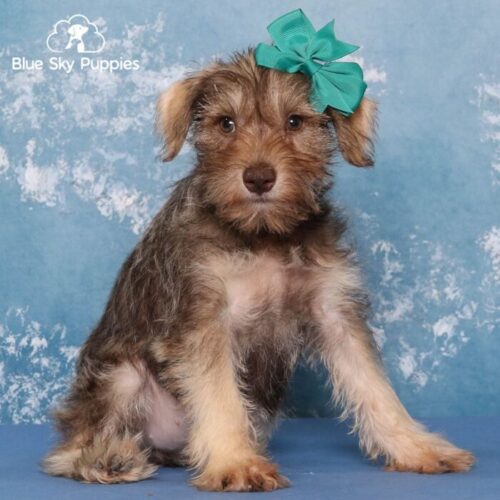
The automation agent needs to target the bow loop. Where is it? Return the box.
[255,9,367,115]
[308,21,360,61]
[267,9,316,54]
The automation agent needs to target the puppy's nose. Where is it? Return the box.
[243,164,276,195]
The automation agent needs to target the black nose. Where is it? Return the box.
[243,164,276,195]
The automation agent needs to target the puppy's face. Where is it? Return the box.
[157,51,377,235]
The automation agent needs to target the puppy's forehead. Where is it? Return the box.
[202,57,314,120]
[259,69,313,117]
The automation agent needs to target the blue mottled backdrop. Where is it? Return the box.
[0,0,499,423]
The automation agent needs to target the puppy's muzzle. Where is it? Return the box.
[243,163,276,195]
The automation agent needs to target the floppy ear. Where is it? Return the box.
[327,97,378,167]
[156,76,201,162]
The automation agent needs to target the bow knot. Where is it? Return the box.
[301,58,322,78]
[255,9,367,115]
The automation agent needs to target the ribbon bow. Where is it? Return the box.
[255,9,366,115]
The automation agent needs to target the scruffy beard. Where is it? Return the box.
[199,173,331,236]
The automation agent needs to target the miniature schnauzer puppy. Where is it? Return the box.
[44,51,474,491]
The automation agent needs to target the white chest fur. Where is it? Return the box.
[225,254,288,320]
[203,251,306,330]
[202,249,363,334]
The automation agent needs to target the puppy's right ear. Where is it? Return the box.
[156,76,201,162]
[327,97,378,167]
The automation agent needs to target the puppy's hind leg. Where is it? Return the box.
[45,434,155,484]
[43,360,158,483]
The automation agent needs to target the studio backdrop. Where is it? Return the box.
[0,0,499,423]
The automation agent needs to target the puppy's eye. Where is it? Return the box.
[287,115,303,131]
[219,116,236,133]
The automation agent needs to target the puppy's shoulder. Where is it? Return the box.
[293,203,348,246]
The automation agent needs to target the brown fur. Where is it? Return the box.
[44,50,473,491]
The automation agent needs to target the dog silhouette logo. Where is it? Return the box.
[46,14,105,54]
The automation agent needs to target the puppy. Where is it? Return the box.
[43,50,474,491]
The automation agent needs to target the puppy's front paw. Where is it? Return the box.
[385,436,474,474]
[193,457,289,492]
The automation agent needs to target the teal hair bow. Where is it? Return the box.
[255,9,366,115]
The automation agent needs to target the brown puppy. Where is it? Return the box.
[43,51,474,491]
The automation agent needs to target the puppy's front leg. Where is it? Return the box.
[174,314,288,492]
[312,271,474,473]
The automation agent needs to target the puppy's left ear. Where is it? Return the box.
[327,97,378,167]
[156,77,201,161]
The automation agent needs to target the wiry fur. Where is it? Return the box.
[44,50,474,491]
